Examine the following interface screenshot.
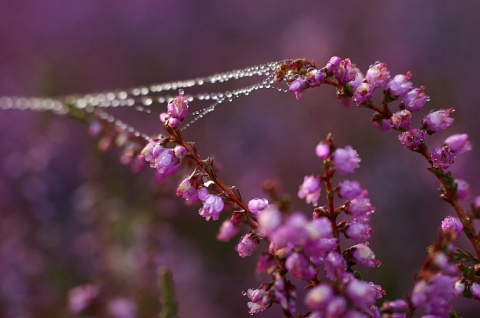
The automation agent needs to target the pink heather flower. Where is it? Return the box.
[390,110,412,129]
[304,218,338,259]
[107,297,136,318]
[348,68,364,91]
[326,56,342,74]
[332,146,361,174]
[347,197,375,217]
[217,219,240,241]
[289,78,308,100]
[258,206,282,236]
[387,72,412,98]
[309,69,326,87]
[324,297,347,317]
[315,141,330,159]
[305,284,333,310]
[153,148,180,174]
[68,284,100,314]
[198,194,224,221]
[243,286,272,314]
[371,117,392,132]
[298,175,321,205]
[167,91,188,120]
[176,178,199,204]
[346,218,373,241]
[285,252,316,281]
[398,128,426,149]
[256,254,276,274]
[444,133,472,155]
[453,280,465,297]
[402,87,429,111]
[345,279,379,309]
[470,282,480,299]
[347,243,381,268]
[365,62,390,88]
[455,179,470,200]
[334,58,358,84]
[432,252,459,276]
[352,82,373,105]
[324,251,347,280]
[422,108,455,133]
[441,216,463,236]
[411,274,457,316]
[338,180,366,200]
[269,213,309,250]
[431,146,455,170]
[247,198,269,217]
[236,232,259,258]
[382,299,408,312]
[173,145,187,158]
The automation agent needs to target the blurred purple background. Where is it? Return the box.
[1,1,480,317]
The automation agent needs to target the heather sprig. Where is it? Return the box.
[2,56,480,317]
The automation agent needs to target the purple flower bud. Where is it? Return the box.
[372,117,392,132]
[107,297,136,318]
[345,279,378,309]
[390,110,412,129]
[332,146,361,174]
[441,216,463,236]
[365,62,390,88]
[470,282,480,299]
[256,254,276,274]
[243,286,272,314]
[88,121,103,136]
[258,206,282,236]
[432,252,459,276]
[387,72,412,98]
[176,178,199,204]
[402,87,429,111]
[411,274,457,316]
[346,218,373,241]
[326,56,342,74]
[348,243,381,267]
[298,176,321,205]
[198,194,224,221]
[422,108,454,133]
[455,179,470,200]
[311,70,326,87]
[173,145,187,158]
[347,197,375,217]
[68,284,100,314]
[236,232,259,258]
[444,134,472,155]
[248,198,269,217]
[325,297,347,317]
[315,141,330,159]
[398,128,426,149]
[453,280,465,297]
[335,59,358,84]
[382,299,409,312]
[324,251,347,280]
[305,284,333,310]
[289,78,308,100]
[270,213,308,249]
[286,252,316,281]
[338,180,366,200]
[167,91,188,120]
[154,148,180,174]
[431,146,455,170]
[352,83,373,105]
[348,69,364,91]
[217,219,240,242]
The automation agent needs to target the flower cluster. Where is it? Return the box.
[69,57,480,317]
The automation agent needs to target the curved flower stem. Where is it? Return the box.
[166,125,259,229]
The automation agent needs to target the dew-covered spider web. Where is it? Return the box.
[0,61,289,142]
